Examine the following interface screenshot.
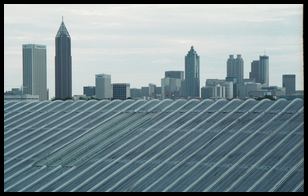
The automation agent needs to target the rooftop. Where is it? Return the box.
[4,98,304,192]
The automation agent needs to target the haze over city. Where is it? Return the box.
[4,4,303,99]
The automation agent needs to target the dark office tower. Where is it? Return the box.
[259,55,269,87]
[227,54,244,84]
[83,86,96,97]
[283,74,296,95]
[184,46,200,98]
[113,83,130,100]
[249,60,259,82]
[55,17,72,99]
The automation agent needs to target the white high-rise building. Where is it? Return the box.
[22,44,47,100]
[95,74,112,99]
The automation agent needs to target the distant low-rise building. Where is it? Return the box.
[282,74,296,96]
[141,86,149,99]
[161,77,182,99]
[261,86,286,97]
[149,83,157,99]
[202,86,214,99]
[83,86,96,97]
[4,88,23,96]
[113,83,130,100]
[204,79,233,99]
[237,82,262,99]
[130,88,142,99]
[73,95,88,100]
[4,94,39,101]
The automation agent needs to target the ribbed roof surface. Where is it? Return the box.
[4,99,304,192]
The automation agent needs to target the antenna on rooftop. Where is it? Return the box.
[62,16,64,22]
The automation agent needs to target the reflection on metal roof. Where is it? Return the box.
[4,99,304,192]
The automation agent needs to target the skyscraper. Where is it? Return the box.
[95,74,112,99]
[282,74,296,95]
[184,46,200,98]
[22,44,47,100]
[249,60,259,82]
[259,55,269,87]
[227,54,244,84]
[249,55,269,87]
[55,17,72,99]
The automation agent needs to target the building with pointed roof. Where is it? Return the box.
[184,46,200,98]
[55,17,72,99]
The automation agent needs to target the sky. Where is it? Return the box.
[4,4,303,98]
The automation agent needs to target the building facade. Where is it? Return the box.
[248,55,269,87]
[205,79,233,99]
[184,46,200,98]
[141,87,149,98]
[4,94,39,101]
[282,74,296,96]
[149,83,157,99]
[165,71,184,80]
[22,44,47,100]
[55,19,72,100]
[259,55,269,87]
[113,83,130,100]
[83,86,96,97]
[161,77,182,99]
[237,82,262,99]
[227,54,244,84]
[95,74,112,99]
[130,88,142,99]
[249,60,259,82]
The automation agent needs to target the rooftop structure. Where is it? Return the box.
[4,99,303,192]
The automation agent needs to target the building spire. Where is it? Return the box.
[56,17,70,38]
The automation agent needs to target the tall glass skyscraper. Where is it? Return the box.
[249,60,259,82]
[55,18,72,99]
[22,44,47,100]
[259,55,269,87]
[184,46,200,98]
[249,55,269,87]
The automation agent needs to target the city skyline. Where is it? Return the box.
[4,4,303,98]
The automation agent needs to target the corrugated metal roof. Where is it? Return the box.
[4,98,304,192]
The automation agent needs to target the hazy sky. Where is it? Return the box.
[4,4,303,98]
